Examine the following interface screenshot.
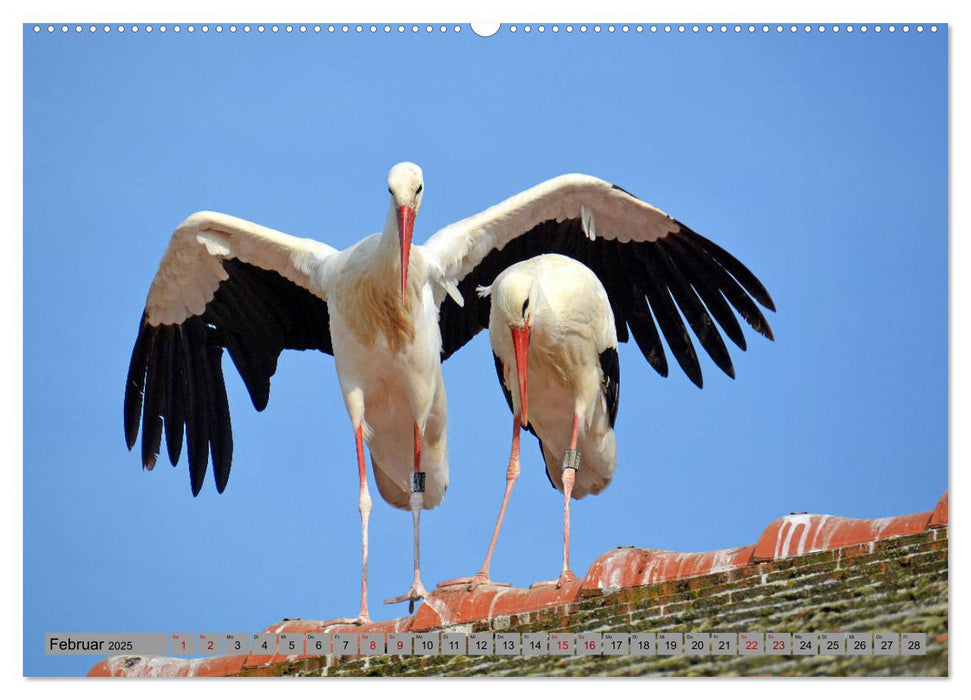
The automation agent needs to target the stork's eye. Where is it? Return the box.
[521,298,529,317]
[388,187,393,195]
[416,184,423,195]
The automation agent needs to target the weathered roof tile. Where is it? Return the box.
[752,510,932,561]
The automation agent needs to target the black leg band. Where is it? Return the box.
[412,471,426,494]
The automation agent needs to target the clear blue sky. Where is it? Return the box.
[23,24,946,676]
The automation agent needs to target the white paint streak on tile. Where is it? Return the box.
[810,515,829,552]
[709,547,741,573]
[600,549,632,590]
[421,593,456,626]
[107,655,189,678]
[640,554,663,586]
[775,514,813,558]
[487,588,512,620]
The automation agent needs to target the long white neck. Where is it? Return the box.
[378,198,401,264]
[374,198,420,307]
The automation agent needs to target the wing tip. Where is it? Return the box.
[189,461,205,496]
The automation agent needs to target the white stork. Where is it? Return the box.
[458,255,621,589]
[124,162,774,622]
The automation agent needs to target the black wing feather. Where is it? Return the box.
[181,316,211,496]
[676,222,776,312]
[599,347,620,428]
[438,194,775,389]
[652,240,735,380]
[164,328,186,466]
[124,318,155,450]
[124,259,334,495]
[140,325,171,470]
[659,235,747,351]
[616,245,668,376]
[598,241,631,343]
[671,229,775,341]
[205,343,233,494]
[632,242,704,388]
[207,281,270,410]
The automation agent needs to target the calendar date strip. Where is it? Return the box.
[47,631,930,657]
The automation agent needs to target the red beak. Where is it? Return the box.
[511,325,531,426]
[396,205,415,305]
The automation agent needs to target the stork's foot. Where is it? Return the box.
[383,580,428,613]
[438,572,512,591]
[529,570,579,589]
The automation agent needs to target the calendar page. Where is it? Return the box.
[21,3,949,680]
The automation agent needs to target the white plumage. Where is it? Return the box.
[488,256,618,497]
[455,255,621,589]
[424,174,679,290]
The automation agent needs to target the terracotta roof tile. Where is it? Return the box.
[582,545,756,592]
[88,491,947,678]
[929,492,948,528]
[752,510,932,560]
[414,579,583,630]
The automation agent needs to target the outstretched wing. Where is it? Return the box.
[426,175,775,384]
[124,211,338,495]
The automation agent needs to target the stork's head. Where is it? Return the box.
[388,162,424,304]
[489,271,536,426]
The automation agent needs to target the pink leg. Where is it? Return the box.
[345,424,372,624]
[439,418,521,590]
[384,423,428,610]
[468,416,521,589]
[558,412,581,586]
[531,412,581,590]
[329,423,373,625]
